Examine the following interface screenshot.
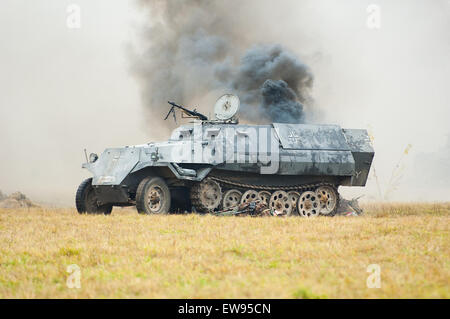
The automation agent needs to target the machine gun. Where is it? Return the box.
[165,101,208,123]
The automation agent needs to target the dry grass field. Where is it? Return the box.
[0,203,448,298]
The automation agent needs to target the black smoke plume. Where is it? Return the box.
[132,0,314,127]
[226,44,313,123]
[261,80,305,124]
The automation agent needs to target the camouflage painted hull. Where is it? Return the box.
[81,121,373,210]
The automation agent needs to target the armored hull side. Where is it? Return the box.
[77,120,373,216]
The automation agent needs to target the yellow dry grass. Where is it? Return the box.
[0,203,449,299]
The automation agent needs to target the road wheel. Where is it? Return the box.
[75,178,112,215]
[136,177,171,214]
[190,178,222,213]
[316,186,339,216]
[287,191,301,216]
[240,190,259,204]
[298,191,320,218]
[258,191,271,206]
[222,189,242,210]
[269,190,292,216]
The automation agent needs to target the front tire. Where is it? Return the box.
[75,178,112,215]
[136,177,171,214]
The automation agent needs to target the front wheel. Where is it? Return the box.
[75,178,112,215]
[136,177,171,214]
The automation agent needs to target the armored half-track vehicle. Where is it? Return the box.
[76,94,374,217]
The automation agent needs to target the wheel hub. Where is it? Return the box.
[147,186,163,212]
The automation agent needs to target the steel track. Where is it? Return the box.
[190,175,340,215]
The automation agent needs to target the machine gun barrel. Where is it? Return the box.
[167,101,208,121]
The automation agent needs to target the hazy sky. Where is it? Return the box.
[0,0,449,205]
